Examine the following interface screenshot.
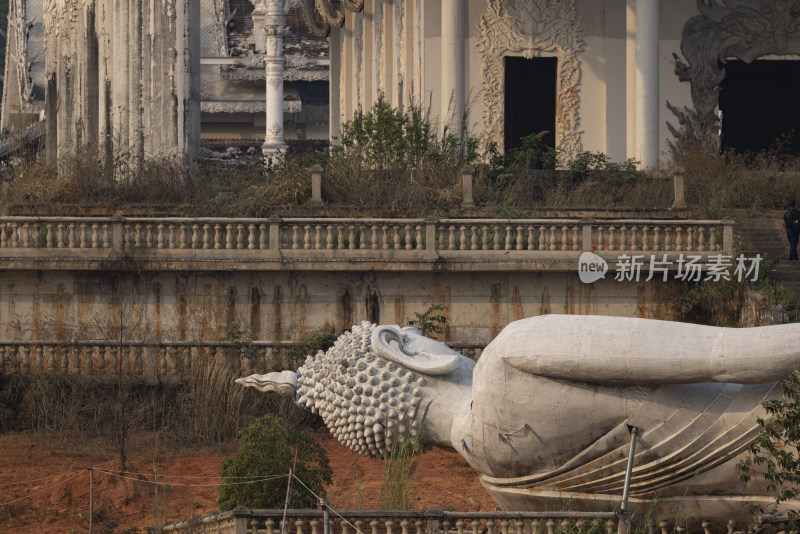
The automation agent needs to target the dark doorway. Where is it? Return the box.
[504,56,557,152]
[720,59,800,154]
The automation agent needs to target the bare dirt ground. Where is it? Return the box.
[0,430,496,533]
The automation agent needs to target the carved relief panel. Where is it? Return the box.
[476,0,585,159]
[675,0,800,137]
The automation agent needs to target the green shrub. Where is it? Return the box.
[739,369,800,523]
[218,415,332,510]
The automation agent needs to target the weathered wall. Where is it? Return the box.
[0,269,675,343]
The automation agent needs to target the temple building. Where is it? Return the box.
[2,0,800,166]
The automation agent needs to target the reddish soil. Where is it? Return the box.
[0,431,496,533]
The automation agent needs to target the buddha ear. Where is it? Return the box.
[235,370,298,396]
[371,325,461,375]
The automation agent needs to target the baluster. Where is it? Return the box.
[259,224,268,249]
[9,346,18,374]
[505,225,513,250]
[19,346,30,374]
[338,225,346,249]
[416,225,424,250]
[439,226,447,250]
[608,225,616,250]
[471,226,480,250]
[32,222,41,248]
[549,226,557,250]
[642,226,649,251]
[560,225,568,251]
[245,224,256,250]
[78,223,88,248]
[449,226,457,250]
[575,520,584,534]
[538,226,546,250]
[224,224,234,249]
[310,519,319,534]
[236,224,246,249]
[479,226,488,250]
[517,226,525,250]
[702,520,711,534]
[326,225,335,249]
[370,519,379,534]
[456,519,465,534]
[178,223,187,249]
[572,226,579,251]
[460,225,468,251]
[102,224,111,248]
[382,225,390,250]
[355,520,364,534]
[687,227,695,251]
[212,224,222,249]
[631,226,638,251]
[674,226,683,250]
[659,520,669,534]
[392,225,401,250]
[710,227,718,250]
[560,519,569,534]
[20,222,30,248]
[44,222,54,248]
[304,225,312,249]
[0,222,7,247]
[55,223,65,248]
[296,518,305,534]
[595,225,603,250]
[653,226,661,251]
[665,226,673,251]
[359,224,368,250]
[168,224,176,249]
[156,223,165,249]
[349,225,357,249]
[486,519,496,534]
[132,223,141,247]
[646,519,656,534]
[545,519,555,534]
[99,346,110,375]
[401,519,409,534]
[266,518,275,534]
[531,520,540,534]
[443,520,452,534]
[372,225,380,250]
[291,225,300,249]
[676,523,685,534]
[494,225,502,250]
[69,222,79,247]
[405,224,414,250]
[31,346,41,373]
[202,224,211,249]
[500,519,509,534]
[618,225,627,250]
[386,519,395,534]
[315,225,323,249]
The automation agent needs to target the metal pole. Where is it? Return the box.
[322,499,330,534]
[620,426,639,514]
[281,468,293,534]
[89,468,93,534]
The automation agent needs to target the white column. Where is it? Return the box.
[441,0,464,133]
[635,0,659,168]
[176,0,201,160]
[259,0,287,158]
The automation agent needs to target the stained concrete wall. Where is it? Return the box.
[0,270,675,343]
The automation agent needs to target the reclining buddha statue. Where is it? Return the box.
[237,315,800,519]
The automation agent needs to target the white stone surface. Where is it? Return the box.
[240,315,800,517]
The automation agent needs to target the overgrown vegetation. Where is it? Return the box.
[739,369,800,524]
[407,304,448,338]
[217,415,332,510]
[378,437,419,510]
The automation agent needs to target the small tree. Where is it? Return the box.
[218,415,333,510]
[407,304,448,338]
[738,369,800,522]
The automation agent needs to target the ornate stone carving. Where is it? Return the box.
[201,100,301,114]
[268,76,281,89]
[268,121,282,135]
[674,0,800,138]
[240,316,800,519]
[11,0,34,107]
[476,0,585,160]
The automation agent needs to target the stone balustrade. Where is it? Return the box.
[0,216,733,272]
[0,341,486,381]
[159,508,764,534]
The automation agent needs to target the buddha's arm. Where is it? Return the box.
[491,315,800,385]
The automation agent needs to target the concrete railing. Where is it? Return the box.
[0,216,733,265]
[159,507,765,534]
[0,340,486,381]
